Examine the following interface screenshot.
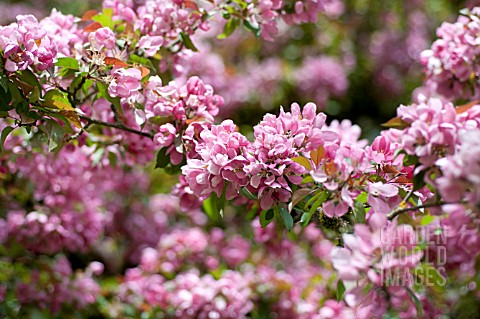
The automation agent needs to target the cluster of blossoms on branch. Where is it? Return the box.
[420,7,480,100]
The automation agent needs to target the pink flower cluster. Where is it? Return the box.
[332,213,422,285]
[4,146,111,254]
[331,213,423,317]
[282,0,340,25]
[148,76,224,164]
[425,205,480,274]
[245,0,343,40]
[395,98,459,167]
[139,227,250,274]
[39,9,81,57]
[435,128,480,204]
[293,56,349,108]
[116,219,350,318]
[182,102,338,209]
[393,97,480,177]
[182,120,251,201]
[420,7,480,100]
[135,0,209,47]
[309,120,375,217]
[15,256,101,313]
[249,103,337,209]
[0,14,57,72]
[121,269,253,318]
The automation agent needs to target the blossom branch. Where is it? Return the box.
[78,114,154,139]
[386,201,461,220]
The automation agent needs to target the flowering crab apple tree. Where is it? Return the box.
[1,0,480,318]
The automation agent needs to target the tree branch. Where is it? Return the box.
[387,201,460,220]
[78,114,154,139]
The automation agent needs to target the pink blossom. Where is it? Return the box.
[138,35,163,56]
[92,27,116,50]
[108,67,143,98]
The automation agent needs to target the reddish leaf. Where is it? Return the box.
[104,57,130,68]
[310,145,325,166]
[84,22,103,33]
[186,115,206,125]
[455,100,480,114]
[381,117,409,129]
[81,10,98,21]
[393,175,412,184]
[138,66,150,78]
[184,0,199,10]
[383,165,400,174]
[124,23,136,36]
[12,78,34,96]
[59,110,82,129]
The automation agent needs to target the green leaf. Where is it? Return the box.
[0,72,8,91]
[155,147,169,169]
[217,18,240,39]
[306,191,329,215]
[420,214,435,226]
[15,100,29,114]
[92,12,115,29]
[279,206,293,231]
[260,209,274,228]
[108,151,118,167]
[243,19,260,37]
[218,183,228,218]
[356,192,368,203]
[292,156,312,171]
[70,74,85,95]
[164,163,182,175]
[46,112,75,133]
[336,280,346,301]
[29,86,40,103]
[353,200,366,224]
[414,263,446,289]
[381,117,409,129]
[291,189,314,208]
[405,287,423,317]
[129,54,156,69]
[240,187,258,200]
[412,169,426,191]
[0,126,14,154]
[180,32,198,52]
[42,89,74,110]
[403,154,418,166]
[300,211,313,227]
[302,175,314,184]
[0,84,13,111]
[18,69,42,92]
[55,57,80,70]
[203,193,222,221]
[149,115,175,126]
[92,147,105,166]
[7,81,24,104]
[46,120,65,152]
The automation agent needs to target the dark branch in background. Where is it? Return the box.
[78,114,154,139]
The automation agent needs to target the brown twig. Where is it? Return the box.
[78,114,154,139]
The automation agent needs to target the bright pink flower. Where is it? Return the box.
[92,27,116,50]
[138,35,163,56]
[108,67,143,98]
